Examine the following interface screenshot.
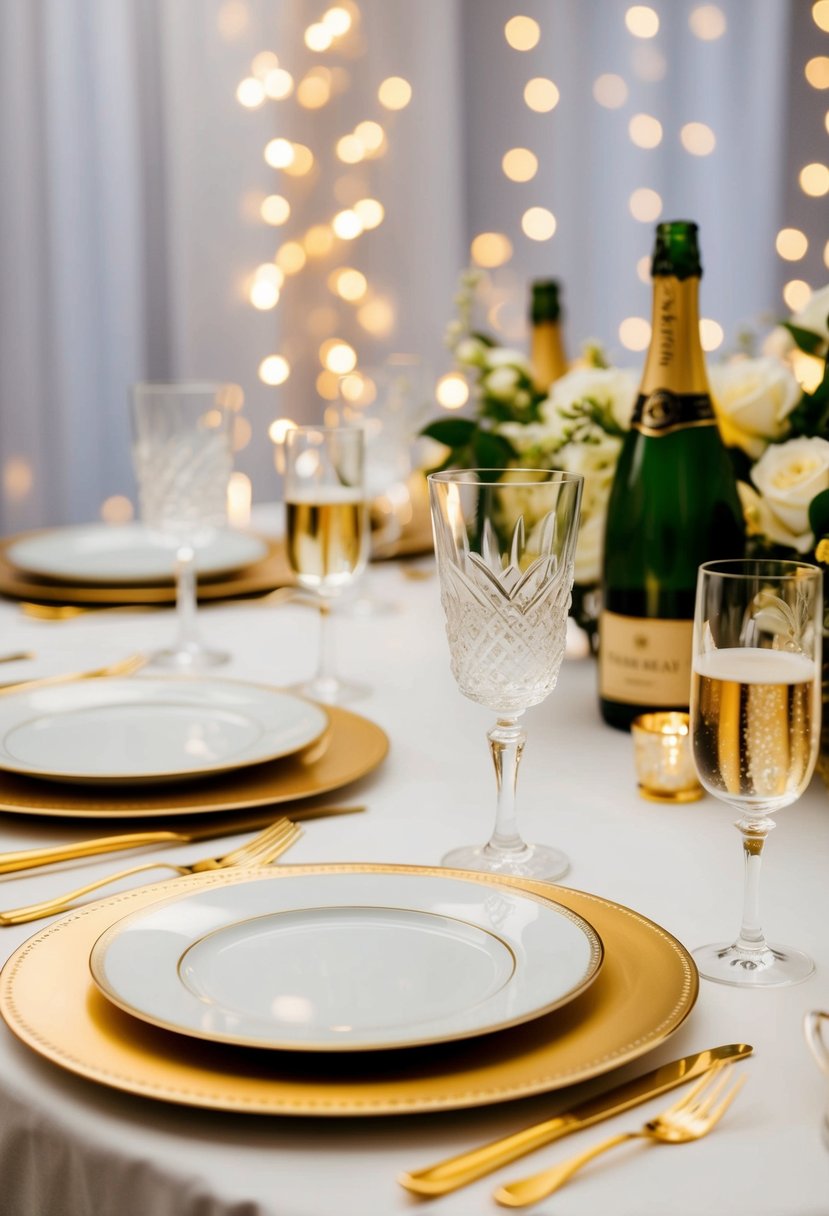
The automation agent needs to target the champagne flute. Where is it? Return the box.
[690,558,822,987]
[284,426,369,704]
[429,469,583,879]
[130,382,237,670]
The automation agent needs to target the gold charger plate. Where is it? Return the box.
[0,707,388,819]
[0,864,697,1116]
[0,534,294,607]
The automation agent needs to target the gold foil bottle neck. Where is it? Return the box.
[639,276,709,396]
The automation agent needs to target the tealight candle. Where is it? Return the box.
[631,711,703,803]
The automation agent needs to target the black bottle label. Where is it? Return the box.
[631,389,717,437]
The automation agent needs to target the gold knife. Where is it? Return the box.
[0,804,365,874]
[398,1042,753,1197]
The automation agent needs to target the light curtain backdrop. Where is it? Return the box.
[0,0,824,534]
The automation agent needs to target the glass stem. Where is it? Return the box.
[315,600,337,693]
[734,817,775,953]
[174,544,201,654]
[486,715,529,856]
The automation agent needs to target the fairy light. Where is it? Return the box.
[316,371,341,400]
[783,280,812,311]
[259,355,291,385]
[629,114,663,148]
[524,77,559,111]
[336,135,364,164]
[268,418,296,445]
[776,228,808,260]
[377,77,412,110]
[297,70,332,109]
[699,319,724,351]
[689,4,726,38]
[304,224,335,257]
[264,68,294,100]
[435,373,469,409]
[625,6,659,37]
[251,51,279,79]
[824,238,829,269]
[284,144,314,176]
[305,23,333,51]
[232,416,252,453]
[321,340,358,373]
[502,147,538,182]
[99,494,133,523]
[629,188,663,222]
[680,122,717,156]
[332,209,363,239]
[805,57,829,89]
[522,207,556,240]
[470,232,513,268]
[815,1,829,32]
[323,6,352,35]
[357,298,395,336]
[276,242,307,275]
[261,195,290,226]
[264,138,295,169]
[236,78,265,108]
[329,267,367,301]
[353,198,384,229]
[619,317,651,350]
[593,74,628,108]
[504,16,540,50]
[250,279,280,309]
[799,163,829,196]
[354,120,385,153]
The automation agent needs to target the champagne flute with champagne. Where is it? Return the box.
[284,426,369,704]
[690,558,822,987]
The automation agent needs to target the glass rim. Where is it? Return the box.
[427,468,583,487]
[699,558,822,581]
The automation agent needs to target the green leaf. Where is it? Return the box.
[470,330,496,348]
[809,488,829,539]
[472,431,516,467]
[420,418,477,447]
[783,322,827,357]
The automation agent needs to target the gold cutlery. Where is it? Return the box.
[0,652,146,696]
[18,586,315,622]
[0,817,302,925]
[0,803,365,874]
[398,1042,752,1196]
[0,651,35,664]
[494,1061,746,1207]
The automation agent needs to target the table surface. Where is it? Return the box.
[0,556,827,1216]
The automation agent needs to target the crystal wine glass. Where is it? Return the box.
[689,558,822,987]
[429,468,583,879]
[130,382,236,670]
[283,425,369,704]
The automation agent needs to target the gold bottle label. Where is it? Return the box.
[631,388,717,437]
[600,611,693,706]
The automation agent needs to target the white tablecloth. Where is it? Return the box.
[0,559,827,1216]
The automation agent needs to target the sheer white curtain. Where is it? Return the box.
[0,0,809,534]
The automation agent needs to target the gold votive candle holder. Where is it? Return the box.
[631,711,703,803]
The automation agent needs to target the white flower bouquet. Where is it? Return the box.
[423,275,829,609]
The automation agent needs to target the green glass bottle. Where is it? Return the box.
[530,279,568,392]
[599,221,745,731]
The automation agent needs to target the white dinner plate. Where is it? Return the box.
[90,870,604,1051]
[0,677,329,784]
[6,524,268,584]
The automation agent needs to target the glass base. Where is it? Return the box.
[693,940,815,988]
[288,676,370,706]
[441,842,570,882]
[147,644,229,672]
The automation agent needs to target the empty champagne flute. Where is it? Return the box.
[690,558,822,987]
[130,382,237,670]
[429,469,583,879]
[284,426,369,704]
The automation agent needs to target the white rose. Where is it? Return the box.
[738,483,812,554]
[484,347,532,373]
[792,283,829,344]
[497,421,554,454]
[709,356,801,458]
[484,365,520,400]
[454,337,487,367]
[546,366,638,431]
[750,435,829,545]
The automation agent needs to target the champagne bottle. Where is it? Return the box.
[530,279,568,391]
[599,221,745,731]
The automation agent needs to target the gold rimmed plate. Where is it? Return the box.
[0,864,697,1116]
[89,870,604,1052]
[0,706,388,818]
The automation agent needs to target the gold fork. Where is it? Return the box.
[494,1062,746,1208]
[0,817,302,925]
